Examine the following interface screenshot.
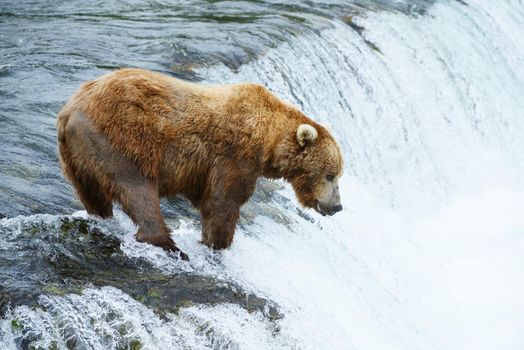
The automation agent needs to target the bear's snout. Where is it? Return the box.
[315,200,343,216]
[332,204,343,214]
[314,179,342,216]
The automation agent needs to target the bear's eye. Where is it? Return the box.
[326,174,334,182]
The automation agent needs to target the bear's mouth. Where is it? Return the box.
[314,200,343,216]
[314,200,328,216]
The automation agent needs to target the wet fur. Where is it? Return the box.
[57,68,342,257]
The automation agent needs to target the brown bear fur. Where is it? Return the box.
[57,68,343,259]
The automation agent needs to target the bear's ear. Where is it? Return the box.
[296,124,318,147]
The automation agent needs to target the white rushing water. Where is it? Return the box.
[2,0,524,349]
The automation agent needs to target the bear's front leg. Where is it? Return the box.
[199,165,256,250]
[201,204,241,249]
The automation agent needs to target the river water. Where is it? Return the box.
[1,0,524,349]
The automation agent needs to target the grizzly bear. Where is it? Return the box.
[57,68,343,260]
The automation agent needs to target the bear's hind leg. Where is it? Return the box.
[71,173,113,218]
[58,110,187,259]
[58,137,113,218]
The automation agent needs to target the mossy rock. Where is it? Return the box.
[0,215,281,322]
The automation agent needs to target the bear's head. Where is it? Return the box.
[290,123,344,216]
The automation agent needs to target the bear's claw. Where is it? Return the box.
[161,241,190,261]
[177,251,190,261]
[135,232,190,261]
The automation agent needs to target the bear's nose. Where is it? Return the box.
[332,204,343,214]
